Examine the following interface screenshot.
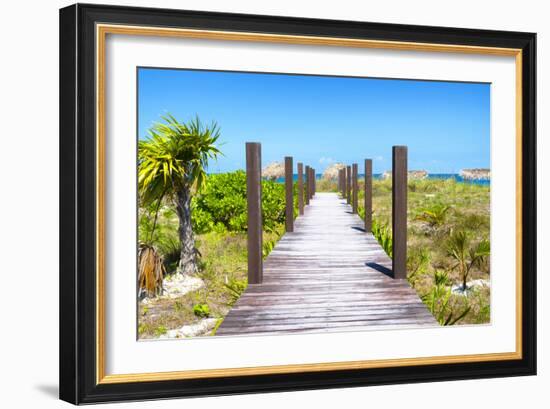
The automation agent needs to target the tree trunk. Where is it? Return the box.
[175,186,197,275]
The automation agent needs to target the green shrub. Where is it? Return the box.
[223,278,247,306]
[193,171,248,231]
[193,303,211,318]
[415,203,451,228]
[372,218,393,257]
[191,204,214,234]
[421,270,470,325]
[154,325,168,336]
[192,171,287,233]
[261,179,286,232]
[407,247,430,286]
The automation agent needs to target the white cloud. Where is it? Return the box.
[319,157,335,164]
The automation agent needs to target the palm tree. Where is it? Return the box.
[138,114,221,278]
[446,230,490,291]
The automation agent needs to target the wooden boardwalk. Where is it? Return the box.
[216,192,437,336]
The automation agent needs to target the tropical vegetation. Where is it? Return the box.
[355,177,491,325]
[138,115,221,297]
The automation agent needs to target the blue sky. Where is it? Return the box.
[138,68,490,174]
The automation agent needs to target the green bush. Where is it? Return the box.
[223,278,247,306]
[191,204,214,234]
[192,171,286,233]
[193,303,211,318]
[372,218,393,257]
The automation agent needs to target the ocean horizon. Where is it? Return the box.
[279,173,491,186]
[284,173,491,186]
[206,172,490,186]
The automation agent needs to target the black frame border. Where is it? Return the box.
[59,3,536,404]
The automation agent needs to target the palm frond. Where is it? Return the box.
[138,114,222,205]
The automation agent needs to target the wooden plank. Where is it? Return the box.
[216,192,436,336]
[285,156,294,232]
[364,158,373,232]
[392,146,407,279]
[246,142,263,284]
[217,317,437,335]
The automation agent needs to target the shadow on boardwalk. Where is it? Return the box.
[216,192,437,336]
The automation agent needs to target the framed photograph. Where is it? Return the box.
[59,3,536,404]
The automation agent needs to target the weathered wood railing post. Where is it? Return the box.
[309,167,314,199]
[364,159,373,232]
[342,168,346,196]
[285,156,294,232]
[352,163,358,213]
[297,162,304,215]
[312,168,316,196]
[246,142,263,284]
[338,168,343,195]
[305,165,310,205]
[342,167,347,198]
[392,146,407,279]
[346,165,351,204]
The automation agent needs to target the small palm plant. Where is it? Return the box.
[138,114,221,295]
[422,270,471,325]
[446,230,490,291]
[416,203,450,228]
[406,248,430,287]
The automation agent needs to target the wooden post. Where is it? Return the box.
[342,167,347,198]
[309,167,313,199]
[312,168,316,196]
[246,142,263,284]
[352,163,358,213]
[285,157,294,232]
[338,168,343,194]
[297,162,304,215]
[392,146,407,279]
[346,165,351,204]
[364,159,373,232]
[305,165,310,205]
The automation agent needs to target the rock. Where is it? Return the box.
[460,168,490,180]
[322,163,346,180]
[382,170,428,180]
[451,279,490,295]
[162,274,204,299]
[163,318,219,339]
[409,170,428,179]
[262,162,285,180]
[140,274,205,304]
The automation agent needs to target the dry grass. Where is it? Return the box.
[138,245,165,298]
[356,177,491,325]
[138,227,284,339]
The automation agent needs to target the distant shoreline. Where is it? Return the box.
[206,172,491,186]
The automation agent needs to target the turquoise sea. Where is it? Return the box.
[274,173,490,186]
